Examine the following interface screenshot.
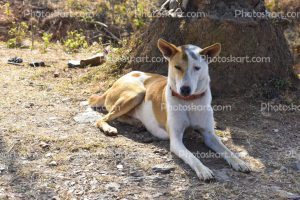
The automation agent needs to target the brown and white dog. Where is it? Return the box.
[89,39,251,180]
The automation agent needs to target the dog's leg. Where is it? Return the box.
[201,118,251,172]
[169,123,215,180]
[117,115,144,128]
[96,91,145,136]
[89,91,107,108]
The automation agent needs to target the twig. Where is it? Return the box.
[7,62,24,66]
[161,0,170,10]
[103,28,120,42]
[7,142,16,154]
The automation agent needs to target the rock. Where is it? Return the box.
[214,169,231,182]
[237,151,248,158]
[0,165,6,174]
[153,149,168,156]
[117,164,123,170]
[25,102,34,108]
[272,129,279,133]
[296,161,300,171]
[0,193,9,200]
[80,101,89,107]
[130,170,144,177]
[73,107,103,124]
[48,161,57,166]
[271,186,300,199]
[152,164,175,174]
[90,178,98,190]
[105,182,120,192]
[53,71,60,78]
[39,141,50,149]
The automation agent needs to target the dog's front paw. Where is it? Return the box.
[95,120,118,136]
[196,165,215,181]
[230,158,251,173]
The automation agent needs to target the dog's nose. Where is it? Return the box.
[180,86,191,96]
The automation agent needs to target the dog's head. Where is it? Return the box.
[157,39,221,97]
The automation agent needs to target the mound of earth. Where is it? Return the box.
[127,0,296,97]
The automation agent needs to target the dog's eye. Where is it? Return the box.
[194,66,201,71]
[174,65,182,71]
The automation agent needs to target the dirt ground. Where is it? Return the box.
[0,45,299,200]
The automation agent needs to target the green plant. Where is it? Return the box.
[3,2,11,16]
[41,32,53,53]
[6,38,17,48]
[7,22,28,48]
[63,30,88,53]
[274,79,291,90]
[66,0,89,10]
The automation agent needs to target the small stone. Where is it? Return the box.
[0,165,6,173]
[153,193,163,198]
[75,190,84,195]
[271,186,300,199]
[152,164,175,174]
[48,161,57,166]
[105,182,120,192]
[70,181,76,186]
[90,178,98,190]
[117,164,123,170]
[214,169,231,182]
[237,151,248,158]
[0,193,8,200]
[73,108,103,124]
[272,129,279,133]
[296,161,300,171]
[25,102,34,108]
[39,141,50,149]
[53,71,60,78]
[80,101,89,107]
[130,170,143,177]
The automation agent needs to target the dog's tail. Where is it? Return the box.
[88,90,108,108]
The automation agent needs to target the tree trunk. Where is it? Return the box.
[127,0,295,97]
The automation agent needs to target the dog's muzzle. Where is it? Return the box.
[180,86,191,96]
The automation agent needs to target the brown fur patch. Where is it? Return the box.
[131,73,141,77]
[144,74,168,129]
[170,51,188,79]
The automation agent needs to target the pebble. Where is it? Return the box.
[80,101,89,107]
[296,161,300,171]
[53,71,60,78]
[45,153,53,158]
[73,107,103,124]
[105,182,120,192]
[39,141,50,149]
[272,129,279,133]
[0,165,6,173]
[117,164,123,170]
[271,186,300,199]
[214,169,231,182]
[237,151,248,158]
[152,164,175,174]
[48,161,58,166]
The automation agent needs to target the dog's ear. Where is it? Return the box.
[200,43,221,63]
[157,39,179,59]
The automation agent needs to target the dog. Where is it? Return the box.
[89,39,251,180]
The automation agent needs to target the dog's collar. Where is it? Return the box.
[171,88,206,100]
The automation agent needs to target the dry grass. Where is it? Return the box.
[0,43,299,199]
